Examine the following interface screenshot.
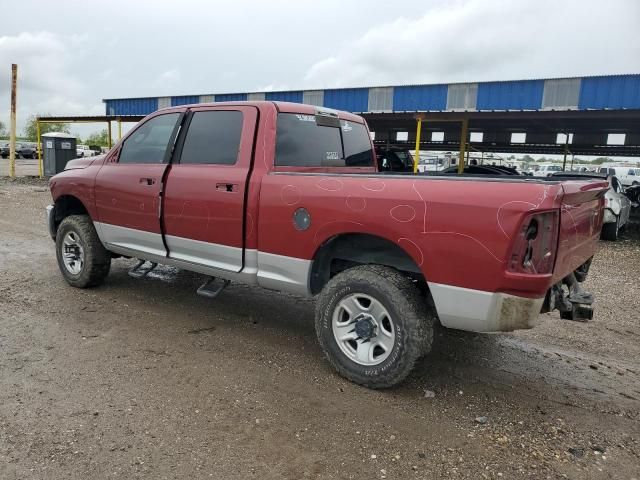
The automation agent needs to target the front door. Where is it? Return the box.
[162,106,257,272]
[94,111,182,257]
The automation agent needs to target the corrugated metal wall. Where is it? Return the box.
[215,93,248,102]
[303,90,324,106]
[157,97,171,109]
[323,88,369,112]
[446,83,477,110]
[171,95,200,106]
[104,75,640,115]
[105,98,158,116]
[477,80,544,110]
[368,87,393,111]
[265,91,303,103]
[579,75,640,109]
[542,78,580,109]
[393,84,447,111]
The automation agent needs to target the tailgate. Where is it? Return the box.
[553,179,609,283]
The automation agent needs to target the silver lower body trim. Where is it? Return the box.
[428,282,544,332]
[94,222,312,296]
[95,221,166,258]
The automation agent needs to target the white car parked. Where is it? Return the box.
[598,166,640,187]
[601,175,632,241]
[76,144,95,158]
[532,164,564,177]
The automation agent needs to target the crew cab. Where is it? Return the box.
[47,101,608,388]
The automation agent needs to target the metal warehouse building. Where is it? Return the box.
[104,74,640,115]
[99,73,640,159]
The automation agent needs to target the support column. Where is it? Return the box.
[118,119,122,140]
[9,64,17,178]
[107,121,112,149]
[457,118,468,174]
[37,119,42,178]
[562,133,569,171]
[413,115,424,174]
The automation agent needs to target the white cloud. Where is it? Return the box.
[303,0,640,88]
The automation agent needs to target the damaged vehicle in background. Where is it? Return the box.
[552,172,631,241]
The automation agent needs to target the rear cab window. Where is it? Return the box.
[275,112,375,171]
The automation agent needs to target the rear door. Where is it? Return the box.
[94,112,182,257]
[162,106,257,272]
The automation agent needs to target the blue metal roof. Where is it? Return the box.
[103,74,640,117]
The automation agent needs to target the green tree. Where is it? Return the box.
[0,120,6,138]
[84,129,111,147]
[23,114,70,141]
[590,157,611,165]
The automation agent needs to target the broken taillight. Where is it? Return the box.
[508,211,559,275]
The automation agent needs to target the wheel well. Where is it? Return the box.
[53,195,89,230]
[309,233,424,295]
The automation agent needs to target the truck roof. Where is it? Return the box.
[155,100,366,123]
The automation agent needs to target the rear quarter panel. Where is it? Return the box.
[257,174,566,298]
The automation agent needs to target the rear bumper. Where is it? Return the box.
[46,204,56,240]
[428,282,544,332]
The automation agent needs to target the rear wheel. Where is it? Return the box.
[601,217,619,241]
[55,215,111,288]
[315,265,434,389]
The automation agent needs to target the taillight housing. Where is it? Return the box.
[508,211,559,275]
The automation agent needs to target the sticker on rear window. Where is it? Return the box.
[326,151,340,160]
[341,121,353,132]
[295,114,315,122]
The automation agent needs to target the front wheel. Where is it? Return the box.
[315,265,435,389]
[55,215,111,288]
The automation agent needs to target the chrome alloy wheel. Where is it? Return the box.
[332,293,395,366]
[61,231,85,275]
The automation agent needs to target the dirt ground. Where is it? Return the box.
[1,178,639,480]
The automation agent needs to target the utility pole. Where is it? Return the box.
[9,64,17,178]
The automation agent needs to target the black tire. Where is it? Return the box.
[315,265,435,389]
[55,215,111,288]
[600,217,619,241]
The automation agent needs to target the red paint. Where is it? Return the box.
[50,101,608,299]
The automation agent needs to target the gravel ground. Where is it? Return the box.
[0,178,639,479]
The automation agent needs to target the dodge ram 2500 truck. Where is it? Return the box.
[47,101,608,388]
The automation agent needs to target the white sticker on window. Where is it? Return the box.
[326,151,340,160]
[295,114,315,122]
[341,121,353,132]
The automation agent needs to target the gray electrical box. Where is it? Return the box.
[42,132,77,176]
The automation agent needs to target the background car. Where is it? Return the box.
[552,172,631,241]
[598,166,640,186]
[0,143,9,159]
[532,164,564,177]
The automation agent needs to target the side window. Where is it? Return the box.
[275,113,374,167]
[119,113,180,164]
[179,110,243,165]
[629,169,636,176]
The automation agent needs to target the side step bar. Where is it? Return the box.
[127,261,230,299]
[128,259,158,278]
[196,277,230,299]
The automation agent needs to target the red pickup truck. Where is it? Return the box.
[47,101,608,388]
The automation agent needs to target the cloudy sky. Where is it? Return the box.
[1,0,639,137]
